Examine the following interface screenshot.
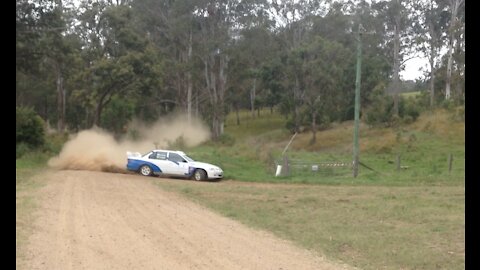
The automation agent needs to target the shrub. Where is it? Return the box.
[365,89,421,126]
[16,142,30,159]
[16,106,45,148]
[451,106,465,122]
[218,133,236,146]
[400,98,420,123]
[42,132,69,154]
[364,90,394,126]
[440,99,455,110]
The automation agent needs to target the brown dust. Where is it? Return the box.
[48,114,211,172]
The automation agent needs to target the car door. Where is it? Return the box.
[166,152,190,176]
[146,151,170,173]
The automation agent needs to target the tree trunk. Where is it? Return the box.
[293,75,301,132]
[92,91,111,127]
[428,20,437,108]
[93,103,102,127]
[445,37,453,100]
[454,30,464,100]
[204,53,228,140]
[195,90,199,118]
[392,22,401,116]
[445,0,464,100]
[186,30,193,123]
[217,54,228,138]
[429,50,435,107]
[250,77,256,118]
[56,63,65,132]
[235,105,240,125]
[310,111,317,145]
[54,0,65,132]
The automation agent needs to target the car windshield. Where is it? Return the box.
[183,155,194,162]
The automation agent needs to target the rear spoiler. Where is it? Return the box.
[127,151,142,158]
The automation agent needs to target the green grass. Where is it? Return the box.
[154,180,465,270]
[225,109,287,141]
[153,107,465,269]
[16,152,50,269]
[186,139,464,186]
[400,91,421,98]
[190,108,465,186]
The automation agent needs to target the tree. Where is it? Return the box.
[444,0,464,100]
[230,25,277,118]
[132,0,200,123]
[73,3,163,128]
[44,18,81,132]
[300,37,352,144]
[194,0,263,139]
[268,1,324,132]
[390,0,405,116]
[374,0,416,116]
[16,106,45,148]
[411,0,448,107]
[260,57,284,114]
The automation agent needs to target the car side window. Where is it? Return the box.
[168,153,186,163]
[149,152,167,160]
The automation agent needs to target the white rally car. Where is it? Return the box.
[126,149,223,181]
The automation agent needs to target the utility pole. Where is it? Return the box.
[353,24,363,178]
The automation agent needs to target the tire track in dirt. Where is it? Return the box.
[23,170,355,270]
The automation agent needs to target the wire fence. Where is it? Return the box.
[275,157,353,177]
[274,153,465,179]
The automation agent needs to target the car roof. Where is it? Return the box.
[152,149,186,155]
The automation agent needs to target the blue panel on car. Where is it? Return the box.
[127,159,162,173]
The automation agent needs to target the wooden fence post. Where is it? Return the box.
[448,154,453,173]
[396,154,401,171]
[283,155,289,176]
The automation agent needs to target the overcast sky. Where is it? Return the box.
[401,57,428,81]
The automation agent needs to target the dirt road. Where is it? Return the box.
[23,170,353,270]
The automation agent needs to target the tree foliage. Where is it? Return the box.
[16,106,45,150]
[16,0,465,139]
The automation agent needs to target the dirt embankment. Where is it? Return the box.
[22,170,354,270]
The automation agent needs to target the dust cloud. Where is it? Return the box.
[48,114,211,172]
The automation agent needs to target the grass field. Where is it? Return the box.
[187,108,465,186]
[154,180,465,270]
[161,107,465,269]
[16,153,50,268]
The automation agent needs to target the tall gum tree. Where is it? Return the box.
[269,0,327,133]
[411,0,448,107]
[444,0,464,100]
[374,0,415,116]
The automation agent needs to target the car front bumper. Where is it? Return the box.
[207,170,224,179]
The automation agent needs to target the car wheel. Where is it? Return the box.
[193,169,206,181]
[140,165,153,176]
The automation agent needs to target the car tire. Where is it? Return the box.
[140,165,153,176]
[193,169,207,181]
